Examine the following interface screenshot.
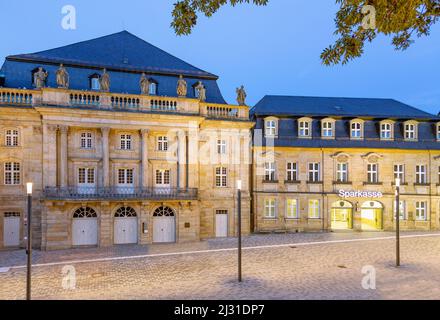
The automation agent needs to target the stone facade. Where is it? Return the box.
[0,89,252,250]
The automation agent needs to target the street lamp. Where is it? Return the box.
[395,178,400,267]
[236,180,242,282]
[26,182,33,300]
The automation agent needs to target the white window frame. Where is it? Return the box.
[217,139,227,155]
[404,122,417,140]
[415,201,427,221]
[437,123,440,141]
[80,132,93,149]
[336,162,348,182]
[286,199,299,219]
[5,129,19,147]
[394,200,407,220]
[118,168,134,185]
[120,134,132,150]
[78,167,95,185]
[394,164,405,184]
[90,76,100,90]
[350,121,362,139]
[308,199,320,219]
[286,162,298,182]
[321,120,334,138]
[4,162,20,185]
[149,82,157,95]
[299,120,311,137]
[380,122,392,140]
[155,169,171,186]
[157,136,168,151]
[264,198,276,218]
[264,162,276,181]
[367,163,378,183]
[215,167,228,187]
[415,165,427,184]
[265,119,277,137]
[308,162,320,182]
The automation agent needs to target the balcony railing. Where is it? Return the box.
[43,186,198,201]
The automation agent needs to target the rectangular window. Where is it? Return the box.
[156,169,170,186]
[157,136,168,151]
[299,121,310,137]
[351,122,361,138]
[286,162,298,182]
[394,200,406,220]
[308,162,320,182]
[336,162,348,182]
[415,165,427,184]
[215,167,227,187]
[405,124,416,140]
[4,162,20,185]
[217,140,226,154]
[91,77,100,90]
[394,164,405,183]
[308,200,320,219]
[78,168,94,184]
[5,129,19,147]
[437,125,440,140]
[264,198,276,218]
[118,168,134,184]
[286,199,298,219]
[381,123,392,139]
[367,163,378,183]
[265,120,276,137]
[322,122,333,137]
[120,134,132,150]
[415,201,427,221]
[264,162,276,181]
[80,132,93,149]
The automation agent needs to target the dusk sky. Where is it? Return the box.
[1,0,439,113]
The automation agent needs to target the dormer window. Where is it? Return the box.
[436,123,440,141]
[89,74,101,90]
[149,81,158,95]
[350,119,364,139]
[298,117,312,138]
[380,121,394,140]
[264,117,278,137]
[321,118,335,138]
[404,121,418,140]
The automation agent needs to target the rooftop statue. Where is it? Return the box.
[140,73,150,95]
[195,81,206,102]
[33,67,48,89]
[236,85,247,106]
[56,64,69,89]
[100,68,110,92]
[177,75,187,97]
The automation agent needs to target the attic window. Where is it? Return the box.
[149,79,158,95]
[89,73,101,90]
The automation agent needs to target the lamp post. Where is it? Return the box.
[237,180,242,282]
[26,182,33,300]
[395,178,400,267]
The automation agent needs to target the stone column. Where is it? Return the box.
[59,125,69,187]
[43,124,58,187]
[178,130,187,189]
[101,127,110,187]
[140,129,149,188]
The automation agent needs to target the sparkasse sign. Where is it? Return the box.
[338,189,383,199]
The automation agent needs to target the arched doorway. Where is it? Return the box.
[153,206,176,243]
[361,201,383,230]
[331,200,353,230]
[114,206,138,245]
[72,207,98,246]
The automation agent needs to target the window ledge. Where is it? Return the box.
[392,182,408,186]
[333,181,352,185]
[363,182,383,186]
[263,218,278,221]
[285,218,300,221]
[414,183,430,187]
[284,180,300,184]
[262,180,279,184]
[307,181,323,184]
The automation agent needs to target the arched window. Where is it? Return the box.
[89,74,101,90]
[149,80,158,95]
[73,207,97,218]
[114,206,137,217]
[153,206,175,217]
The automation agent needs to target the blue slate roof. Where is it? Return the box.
[253,95,437,120]
[7,31,217,79]
[1,31,227,104]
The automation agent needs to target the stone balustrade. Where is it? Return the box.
[0,87,250,120]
